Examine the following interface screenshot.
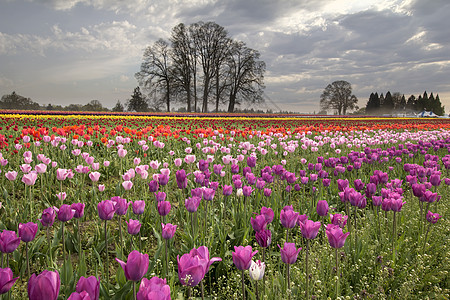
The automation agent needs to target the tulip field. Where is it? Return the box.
[0,111,448,299]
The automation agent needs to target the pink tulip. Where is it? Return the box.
[122,181,133,191]
[89,172,101,182]
[56,169,68,181]
[20,164,32,173]
[5,171,17,181]
[35,164,47,174]
[118,148,127,158]
[22,172,37,186]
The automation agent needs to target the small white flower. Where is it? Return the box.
[236,188,244,197]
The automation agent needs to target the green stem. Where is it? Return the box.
[62,222,65,264]
[26,242,30,279]
[201,280,205,300]
[422,222,431,255]
[133,281,137,300]
[255,279,259,300]
[392,211,396,261]
[104,220,109,287]
[287,263,291,300]
[165,239,169,280]
[47,227,52,267]
[306,239,309,300]
[335,248,339,298]
[119,215,123,255]
[241,269,246,300]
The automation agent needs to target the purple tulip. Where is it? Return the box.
[231,164,239,174]
[148,180,159,193]
[365,183,377,196]
[116,250,149,282]
[354,179,365,191]
[296,214,308,226]
[71,203,85,219]
[326,224,350,249]
[185,196,201,213]
[18,222,38,243]
[263,188,272,197]
[420,190,438,203]
[232,245,258,270]
[412,183,426,198]
[132,200,145,215]
[426,211,442,224]
[255,229,272,248]
[280,206,299,228]
[222,185,233,196]
[161,223,177,240]
[278,242,301,264]
[157,201,171,217]
[67,291,91,300]
[247,156,256,168]
[0,267,19,295]
[40,207,56,227]
[250,215,267,232]
[176,169,188,189]
[316,200,329,217]
[76,275,99,300]
[191,188,203,198]
[202,188,215,201]
[55,204,76,222]
[330,214,348,229]
[337,179,349,191]
[97,200,116,220]
[260,207,274,224]
[28,270,60,300]
[390,199,406,212]
[300,220,321,240]
[177,246,221,287]
[137,276,171,300]
[242,186,253,197]
[126,219,141,235]
[429,174,441,187]
[112,197,129,215]
[0,231,20,254]
[198,159,209,171]
[372,196,382,207]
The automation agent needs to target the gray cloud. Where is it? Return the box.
[1,0,450,113]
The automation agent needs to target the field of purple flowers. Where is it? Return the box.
[0,115,448,299]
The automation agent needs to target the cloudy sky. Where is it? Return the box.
[1,0,449,113]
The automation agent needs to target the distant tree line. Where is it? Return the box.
[0,91,121,112]
[365,91,445,115]
[134,21,266,113]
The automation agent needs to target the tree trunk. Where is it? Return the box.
[202,78,210,113]
[166,82,170,112]
[215,72,220,113]
[228,93,236,112]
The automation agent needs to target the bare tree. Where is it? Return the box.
[171,23,195,112]
[320,81,358,115]
[227,41,265,112]
[135,39,173,112]
[191,22,230,112]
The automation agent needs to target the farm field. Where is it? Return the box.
[0,111,448,299]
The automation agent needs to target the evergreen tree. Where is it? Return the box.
[434,94,445,115]
[383,91,395,112]
[399,94,406,110]
[112,100,124,112]
[365,92,380,114]
[127,87,149,112]
[406,95,416,111]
